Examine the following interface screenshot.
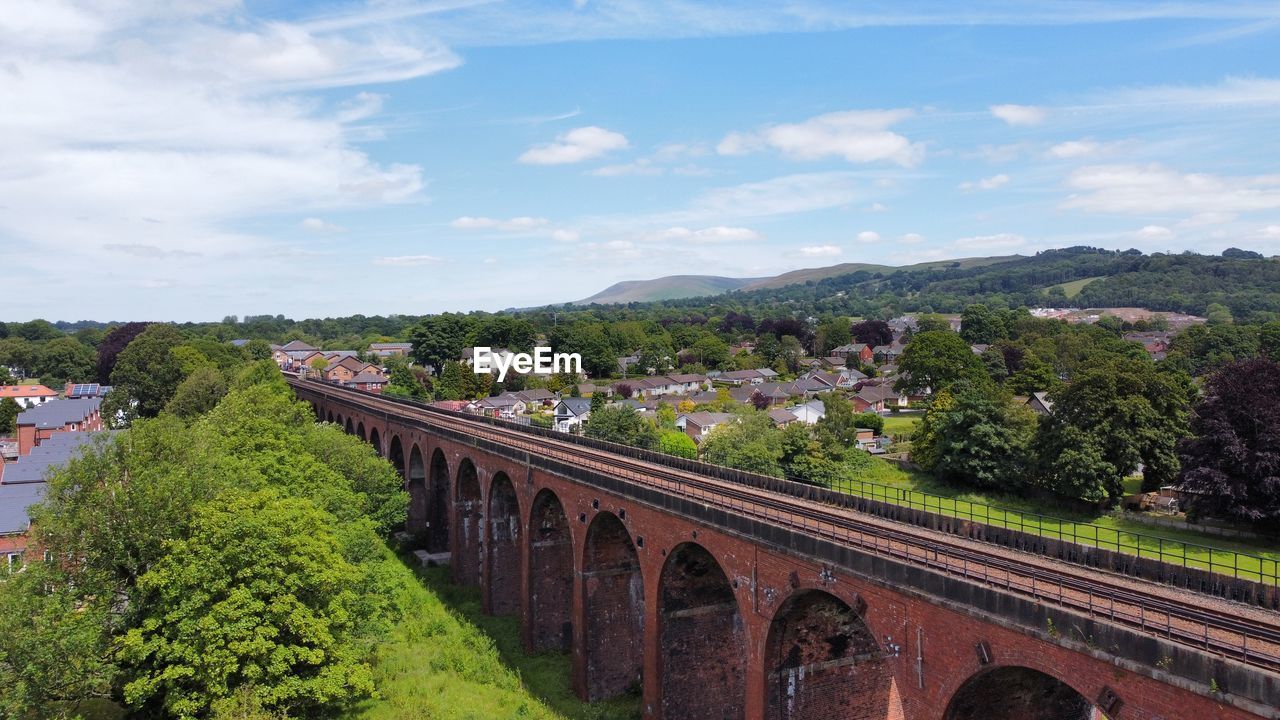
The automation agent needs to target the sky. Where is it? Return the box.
[3,1,1280,322]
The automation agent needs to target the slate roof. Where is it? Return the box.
[1,431,106,534]
[17,397,100,430]
[348,372,386,384]
[684,412,735,428]
[280,340,318,352]
[556,397,592,416]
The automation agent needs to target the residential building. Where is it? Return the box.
[477,394,527,418]
[512,388,557,407]
[683,412,736,443]
[554,397,592,433]
[368,342,413,358]
[786,400,826,425]
[767,408,798,426]
[1026,392,1054,416]
[0,385,58,409]
[346,372,387,393]
[1,431,103,565]
[63,382,110,399]
[16,397,103,456]
[832,343,875,365]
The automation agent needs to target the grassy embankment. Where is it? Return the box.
[350,556,639,720]
[855,414,1280,583]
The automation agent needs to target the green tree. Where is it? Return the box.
[960,304,1006,344]
[980,346,1008,383]
[916,383,1037,490]
[33,336,96,388]
[895,331,988,394]
[244,339,272,361]
[913,314,952,335]
[1006,354,1057,394]
[700,413,783,477]
[0,398,19,434]
[658,430,698,459]
[164,367,228,419]
[1036,357,1192,501]
[1205,302,1234,325]
[107,324,188,423]
[119,490,379,718]
[584,405,658,449]
[409,314,472,372]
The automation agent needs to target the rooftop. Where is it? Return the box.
[17,397,101,430]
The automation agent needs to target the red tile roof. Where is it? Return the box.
[0,385,58,399]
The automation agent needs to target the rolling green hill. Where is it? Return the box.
[572,256,1022,305]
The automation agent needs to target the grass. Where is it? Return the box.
[879,414,920,440]
[1044,276,1105,299]
[350,555,640,720]
[845,459,1280,584]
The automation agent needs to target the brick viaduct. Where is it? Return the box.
[296,381,1280,720]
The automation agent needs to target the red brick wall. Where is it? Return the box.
[487,473,522,615]
[528,489,574,652]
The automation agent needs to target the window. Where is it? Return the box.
[6,552,22,572]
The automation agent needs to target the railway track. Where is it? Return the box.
[293,379,1280,676]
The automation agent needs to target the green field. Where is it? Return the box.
[1044,276,1105,298]
[352,558,639,720]
[846,460,1280,584]
[880,414,920,439]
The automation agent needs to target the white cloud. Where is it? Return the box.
[954,233,1027,250]
[0,0,450,312]
[856,231,881,243]
[451,215,549,231]
[301,217,346,233]
[900,232,925,244]
[590,161,663,177]
[657,226,761,243]
[103,243,201,259]
[551,229,581,242]
[799,244,842,257]
[518,126,629,164]
[1135,225,1174,239]
[1103,76,1280,109]
[373,254,444,266]
[1178,212,1237,228]
[676,172,866,221]
[1047,139,1101,158]
[1258,225,1280,239]
[990,104,1047,126]
[717,109,924,167]
[1063,164,1280,214]
[960,173,1010,191]
[866,202,888,212]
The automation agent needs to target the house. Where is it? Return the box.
[970,344,990,355]
[767,408,798,426]
[0,385,58,409]
[684,412,736,443]
[63,383,110,399]
[325,356,382,384]
[832,343,875,365]
[15,397,103,456]
[1026,392,1054,416]
[786,400,826,425]
[1,431,104,565]
[554,397,592,433]
[1123,332,1175,359]
[512,388,557,407]
[852,383,907,413]
[872,342,907,364]
[668,373,709,394]
[346,372,387,393]
[431,400,475,412]
[272,340,318,367]
[368,342,412,358]
[477,394,527,418]
[719,369,777,386]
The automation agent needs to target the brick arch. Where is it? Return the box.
[658,542,746,720]
[582,511,644,701]
[528,488,573,652]
[326,409,334,423]
[406,444,427,537]
[356,421,365,441]
[763,588,896,720]
[387,435,406,480]
[368,427,382,457]
[425,448,450,553]
[344,417,354,434]
[486,472,521,615]
[942,665,1095,720]
[454,458,483,586]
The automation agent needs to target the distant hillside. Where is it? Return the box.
[574,275,761,305]
[572,256,1021,304]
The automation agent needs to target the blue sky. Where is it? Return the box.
[3,1,1280,321]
